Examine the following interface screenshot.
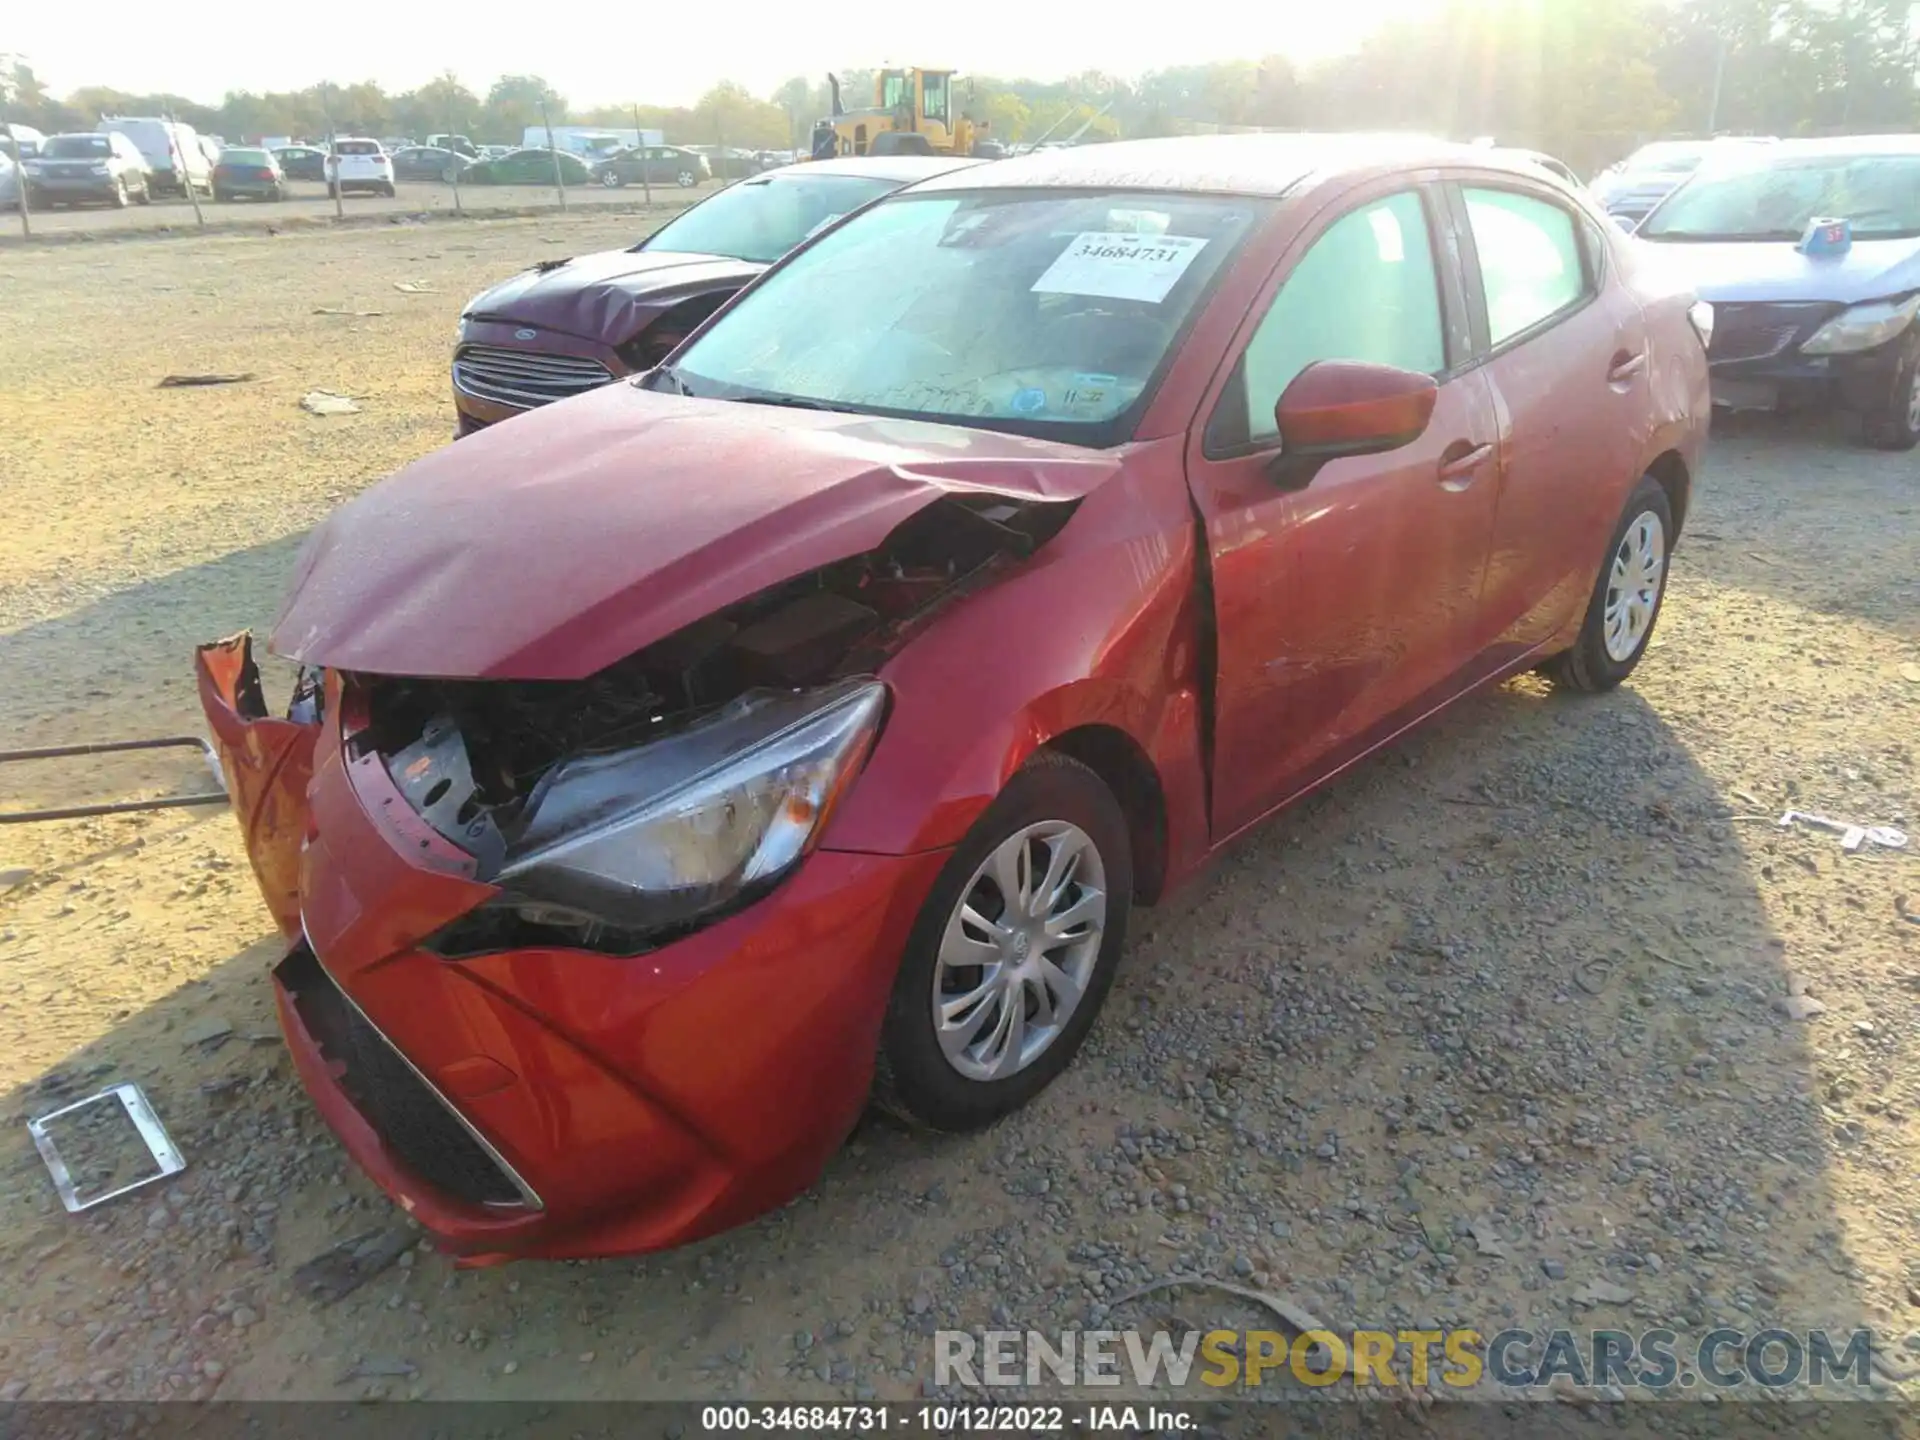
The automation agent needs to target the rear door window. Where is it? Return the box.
[1462,188,1591,346]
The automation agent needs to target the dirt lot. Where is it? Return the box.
[4,178,719,242]
[1,217,1917,1410]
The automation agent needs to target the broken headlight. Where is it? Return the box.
[478,680,886,946]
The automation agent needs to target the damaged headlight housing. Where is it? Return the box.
[1800,293,1920,355]
[467,681,886,951]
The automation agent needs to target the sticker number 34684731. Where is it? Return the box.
[1031,232,1210,304]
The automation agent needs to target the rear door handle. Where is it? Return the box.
[1609,351,1648,383]
[1438,442,1495,490]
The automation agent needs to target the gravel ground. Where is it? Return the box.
[0,218,1916,1412]
[2,178,721,242]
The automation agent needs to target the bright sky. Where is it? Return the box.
[12,0,1430,109]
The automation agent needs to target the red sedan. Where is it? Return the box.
[199,135,1709,1262]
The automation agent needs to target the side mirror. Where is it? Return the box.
[1271,360,1438,486]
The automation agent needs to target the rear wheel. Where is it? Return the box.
[874,752,1131,1132]
[1544,474,1674,693]
[1862,335,1920,452]
[599,168,624,188]
[134,182,151,205]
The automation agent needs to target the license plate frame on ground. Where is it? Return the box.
[28,1082,186,1212]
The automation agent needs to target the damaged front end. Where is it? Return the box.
[194,633,324,940]
[202,491,1068,951]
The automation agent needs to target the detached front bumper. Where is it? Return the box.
[198,634,948,1260]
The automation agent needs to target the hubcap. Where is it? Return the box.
[1603,509,1666,663]
[1905,366,1920,434]
[932,821,1107,1082]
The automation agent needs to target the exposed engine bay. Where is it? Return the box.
[353,493,1072,917]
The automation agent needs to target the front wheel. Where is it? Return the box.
[1544,474,1674,693]
[874,752,1131,1132]
[599,168,624,188]
[676,169,697,188]
[1862,335,1920,452]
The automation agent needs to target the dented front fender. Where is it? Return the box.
[194,632,319,940]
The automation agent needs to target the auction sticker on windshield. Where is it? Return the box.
[1031,232,1210,303]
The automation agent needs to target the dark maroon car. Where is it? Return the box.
[452,155,976,436]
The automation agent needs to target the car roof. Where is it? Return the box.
[795,154,984,183]
[1759,133,1920,156]
[910,132,1502,198]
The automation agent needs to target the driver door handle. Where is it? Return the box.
[1437,442,1495,490]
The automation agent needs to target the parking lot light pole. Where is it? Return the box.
[540,100,567,212]
[4,126,30,239]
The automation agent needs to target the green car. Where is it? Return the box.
[459,148,594,186]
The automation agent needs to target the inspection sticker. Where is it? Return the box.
[1031,232,1209,303]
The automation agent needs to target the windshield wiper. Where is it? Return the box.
[1643,229,1803,243]
[730,393,843,412]
[648,365,696,397]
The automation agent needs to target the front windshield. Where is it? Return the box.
[665,188,1265,444]
[45,135,111,158]
[1640,152,1920,242]
[643,172,899,263]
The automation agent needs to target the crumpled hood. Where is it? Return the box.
[273,382,1125,681]
[465,246,765,343]
[1638,236,1920,306]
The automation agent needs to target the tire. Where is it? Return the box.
[134,182,152,205]
[1862,334,1920,452]
[1543,474,1675,693]
[599,168,624,188]
[676,169,697,188]
[873,751,1132,1132]
[213,188,230,203]
[327,183,340,199]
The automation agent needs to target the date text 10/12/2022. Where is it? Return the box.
[699,1406,1184,1433]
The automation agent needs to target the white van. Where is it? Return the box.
[100,117,214,197]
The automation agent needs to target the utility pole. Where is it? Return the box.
[540,98,567,211]
[632,102,651,206]
[321,84,343,219]
[164,109,205,225]
[5,124,30,238]
[447,90,463,214]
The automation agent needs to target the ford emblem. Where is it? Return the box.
[514,328,537,341]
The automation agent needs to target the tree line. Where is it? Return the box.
[5,0,1915,173]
